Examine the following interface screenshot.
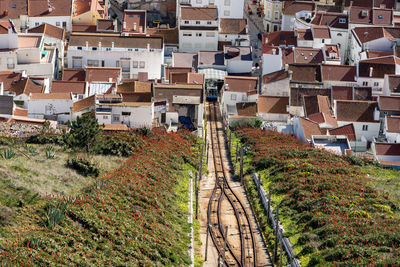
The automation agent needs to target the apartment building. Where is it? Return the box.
[66,33,164,79]
[179,7,218,52]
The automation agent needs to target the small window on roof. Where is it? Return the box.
[12,4,16,8]
[280,35,284,40]
[378,15,383,19]
[339,18,346,23]
[129,14,134,18]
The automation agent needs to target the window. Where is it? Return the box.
[337,33,343,37]
[35,22,39,26]
[322,39,325,43]
[224,0,230,6]
[184,20,189,24]
[122,112,131,116]
[120,60,130,72]
[139,61,145,68]
[183,33,192,36]
[87,60,99,67]
[267,10,271,20]
[62,22,67,28]
[196,21,200,24]
[362,81,368,86]
[113,115,120,122]
[378,15,383,19]
[196,0,202,3]
[274,11,279,20]
[12,4,16,8]
[103,116,108,119]
[362,125,368,131]
[196,33,202,37]
[56,22,60,26]
[129,14,134,18]
[106,47,111,51]
[207,21,212,25]
[231,94,237,100]
[339,18,346,23]
[209,0,215,4]
[132,61,138,68]
[374,82,379,86]
[242,95,247,101]
[7,58,14,69]
[206,32,215,37]
[224,10,230,16]
[92,47,97,50]
[72,57,82,68]
[77,46,82,50]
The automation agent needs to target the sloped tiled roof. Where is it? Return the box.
[9,78,44,96]
[336,100,379,122]
[236,102,257,117]
[288,64,320,82]
[0,0,28,19]
[358,56,400,78]
[299,117,323,141]
[258,95,289,114]
[311,12,348,29]
[147,27,179,44]
[28,23,65,40]
[283,1,315,16]
[312,25,330,39]
[224,76,258,93]
[386,116,400,133]
[387,75,400,94]
[379,96,400,111]
[62,68,86,81]
[181,7,217,21]
[321,65,356,82]
[0,71,23,90]
[73,95,95,112]
[303,95,331,117]
[328,123,357,141]
[308,112,338,128]
[28,0,72,17]
[263,31,297,47]
[294,48,324,64]
[0,20,11,34]
[332,86,353,100]
[262,70,289,84]
[375,142,400,156]
[349,7,392,25]
[219,18,247,34]
[85,67,121,83]
[51,81,86,94]
[30,93,72,100]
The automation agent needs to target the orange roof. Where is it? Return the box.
[257,95,289,114]
[30,93,72,100]
[299,117,323,141]
[102,123,129,131]
[224,76,258,93]
[73,95,96,112]
[28,23,65,40]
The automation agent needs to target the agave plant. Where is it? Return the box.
[25,144,37,155]
[2,148,15,159]
[45,145,55,159]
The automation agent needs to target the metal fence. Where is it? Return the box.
[252,173,301,267]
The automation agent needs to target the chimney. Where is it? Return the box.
[85,41,88,50]
[111,42,114,49]
[109,78,113,83]
[99,42,101,49]
[147,43,150,50]
[0,82,4,95]
[123,21,126,30]
[369,67,373,77]
[272,48,276,55]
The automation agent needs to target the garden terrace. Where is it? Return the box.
[235,128,400,266]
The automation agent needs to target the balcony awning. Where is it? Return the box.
[198,68,227,81]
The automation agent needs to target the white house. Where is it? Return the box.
[224,46,253,74]
[0,29,57,79]
[257,95,289,122]
[356,56,400,96]
[221,76,258,116]
[179,7,218,52]
[66,33,164,80]
[28,93,73,124]
[27,0,73,32]
[372,142,400,168]
[281,2,315,31]
[219,18,250,47]
[186,0,243,19]
[384,116,400,143]
[335,100,380,142]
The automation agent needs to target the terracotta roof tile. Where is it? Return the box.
[73,95,95,112]
[188,73,204,85]
[0,20,12,34]
[283,1,315,16]
[102,124,129,131]
[97,19,114,32]
[308,112,338,128]
[62,68,86,81]
[311,12,348,29]
[332,86,353,100]
[257,95,289,114]
[353,86,373,101]
[28,23,65,40]
[336,100,379,122]
[288,64,320,82]
[236,102,257,117]
[147,27,178,44]
[85,67,121,83]
[72,24,97,33]
[0,0,28,19]
[13,108,28,117]
[0,71,23,90]
[328,123,357,141]
[262,31,297,47]
[379,96,400,111]
[299,117,323,141]
[303,95,331,117]
[9,78,44,96]
[358,56,400,78]
[321,65,356,82]
[387,75,400,93]
[165,67,193,80]
[296,28,313,41]
[312,25,330,39]
[350,7,392,25]
[30,93,72,100]
[181,7,217,21]
[386,116,400,133]
[262,70,289,84]
[294,48,324,64]
[51,81,86,94]
[224,76,258,93]
[121,92,151,103]
[122,10,146,33]
[219,18,247,34]
[28,0,72,17]
[375,142,400,156]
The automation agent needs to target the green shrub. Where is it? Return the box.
[65,115,100,153]
[44,202,67,230]
[2,148,15,159]
[26,134,64,145]
[25,144,37,155]
[66,156,100,177]
[45,145,55,159]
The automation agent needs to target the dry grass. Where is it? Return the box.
[0,144,123,197]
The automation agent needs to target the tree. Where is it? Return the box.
[65,115,100,153]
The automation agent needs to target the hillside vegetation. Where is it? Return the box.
[235,128,400,266]
[0,122,197,265]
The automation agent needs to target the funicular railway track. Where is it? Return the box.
[207,101,257,267]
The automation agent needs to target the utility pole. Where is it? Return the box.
[204,224,210,261]
[274,205,280,263]
[240,146,244,184]
[195,172,199,220]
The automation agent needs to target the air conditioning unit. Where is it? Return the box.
[361,10,368,17]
